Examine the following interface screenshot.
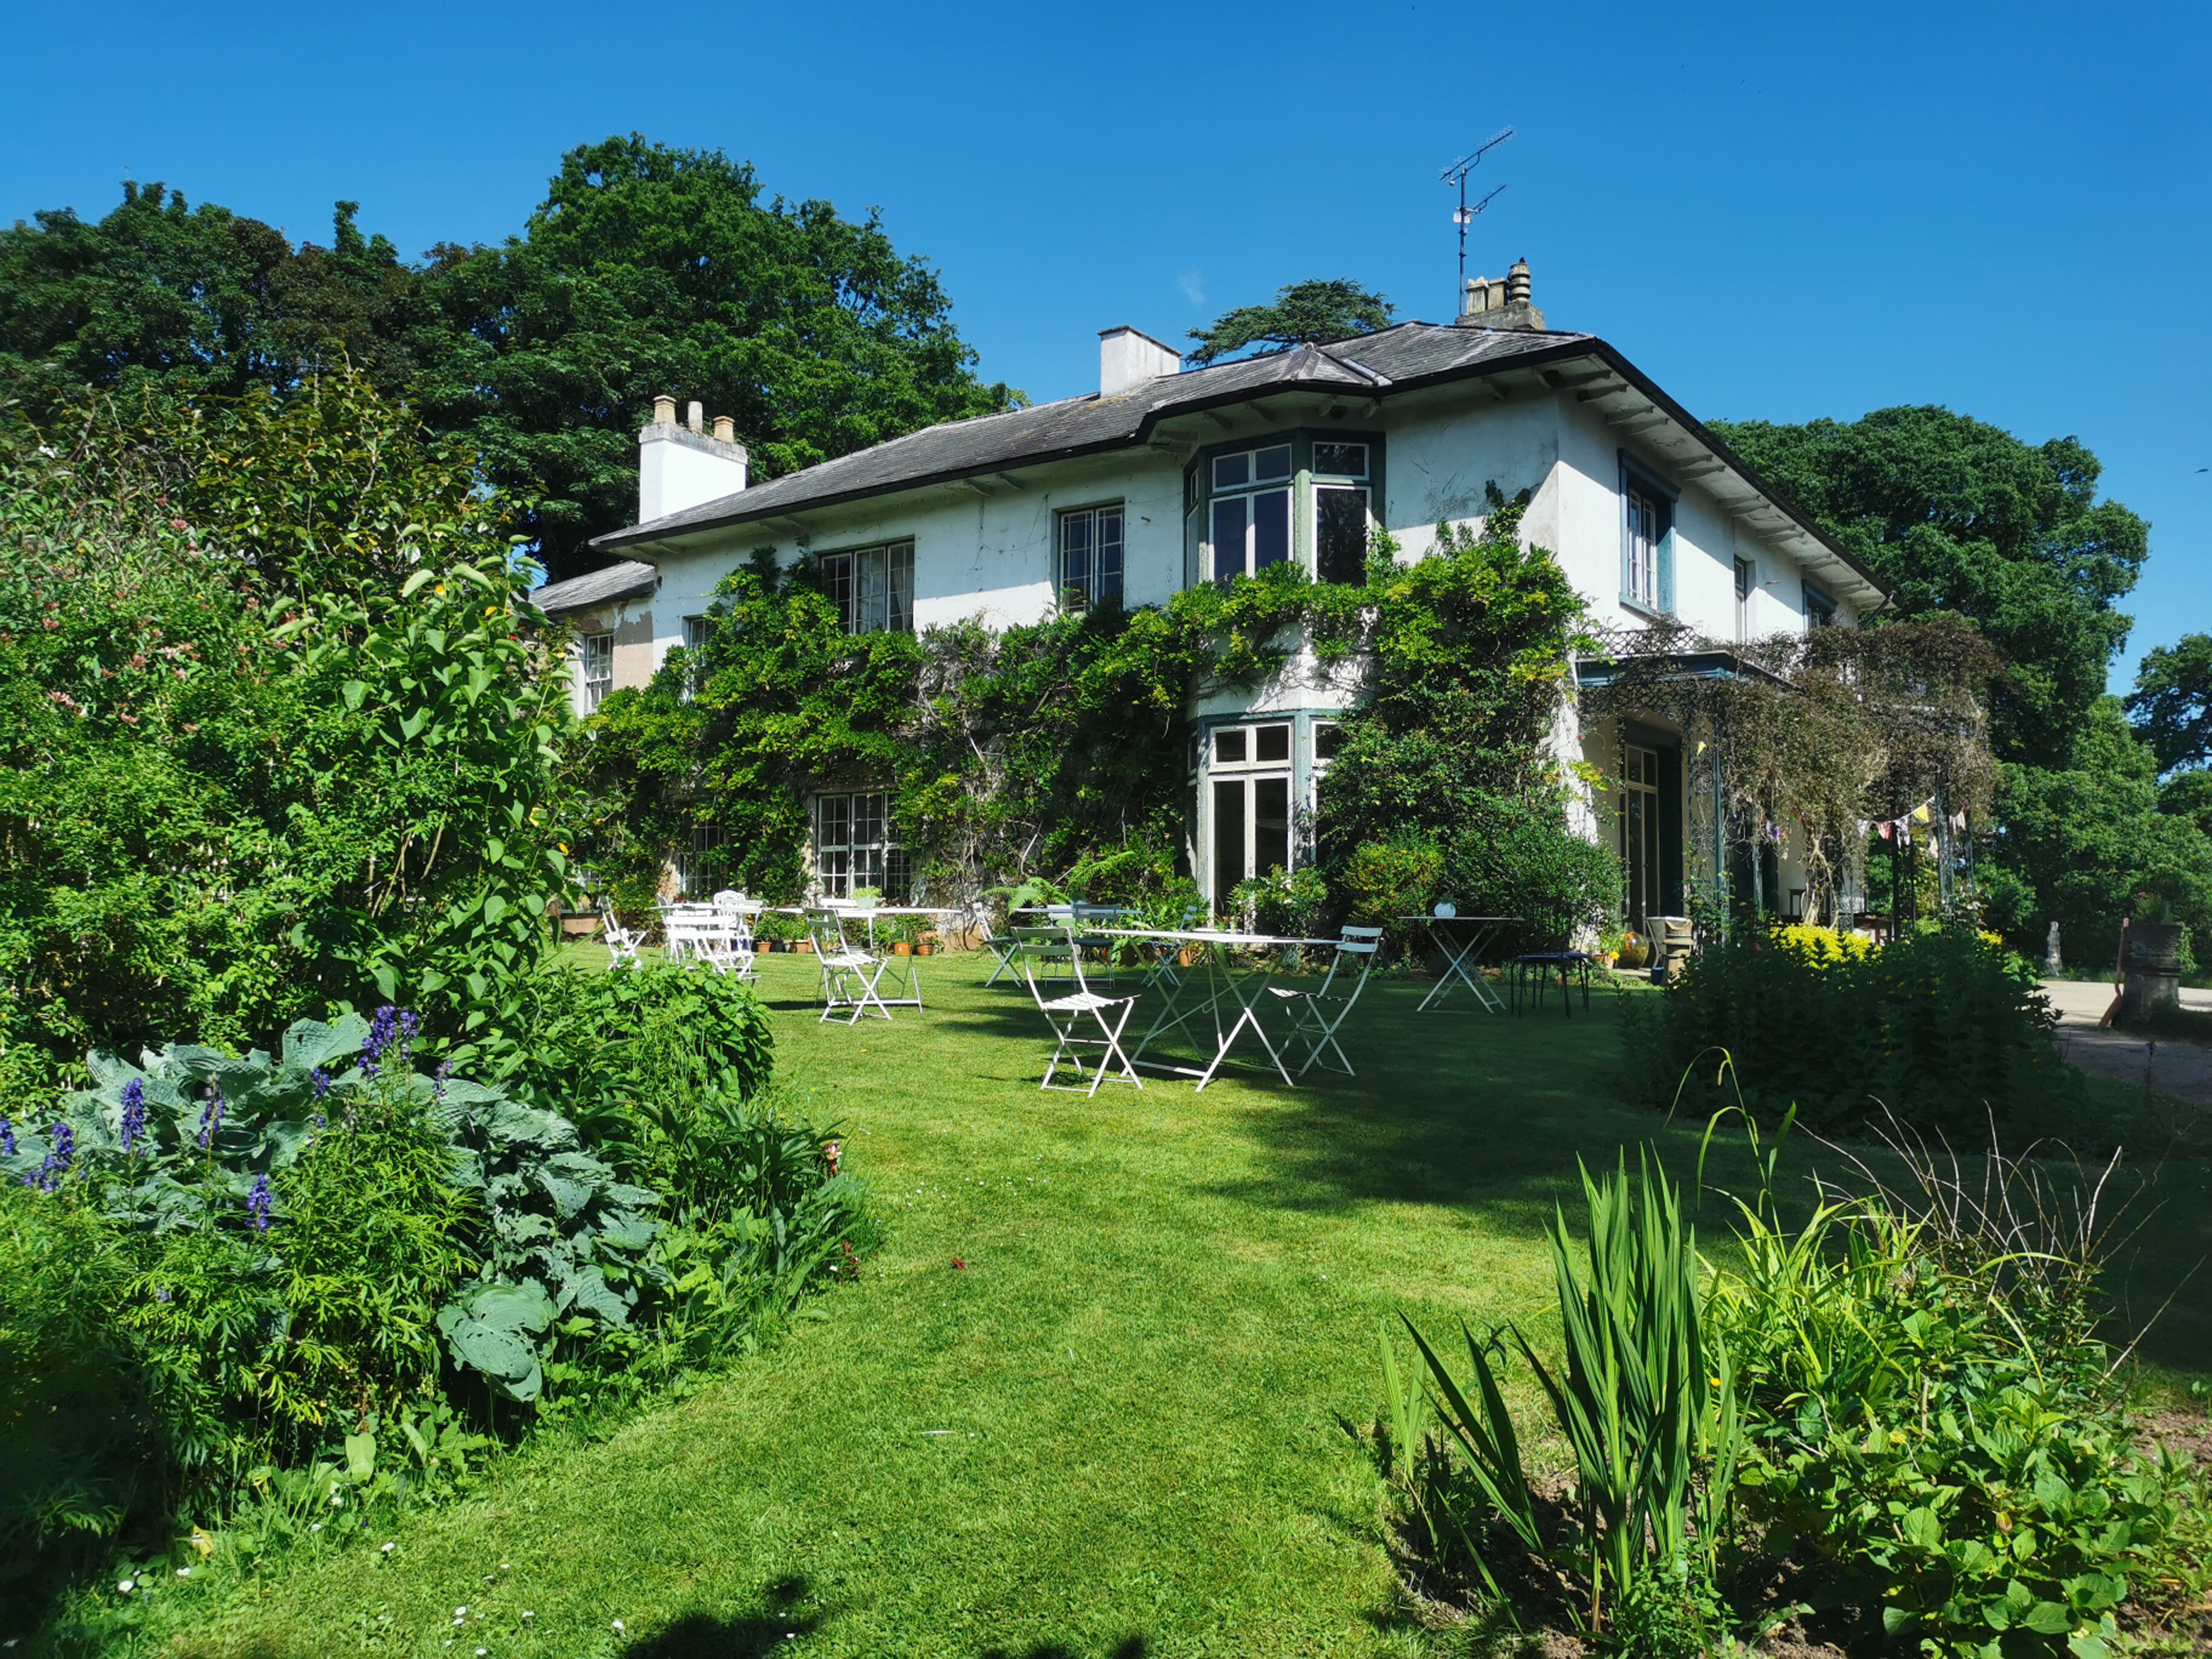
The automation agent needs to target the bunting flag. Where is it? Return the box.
[1911,802,1933,825]
[1878,821,1894,840]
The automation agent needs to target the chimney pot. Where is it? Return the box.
[1507,258,1531,306]
[686,400,704,434]
[712,415,735,443]
[652,394,676,426]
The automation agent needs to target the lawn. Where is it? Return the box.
[106,948,2212,1658]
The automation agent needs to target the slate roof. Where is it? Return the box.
[533,559,657,615]
[582,319,1885,603]
[590,323,1594,552]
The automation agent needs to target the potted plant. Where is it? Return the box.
[1615,930,1650,971]
[753,910,804,953]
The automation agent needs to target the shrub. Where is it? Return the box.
[1620,927,2078,1134]
[1379,1120,2212,1655]
[1382,1155,1737,1637]
[1706,1117,2210,1653]
[509,960,776,1138]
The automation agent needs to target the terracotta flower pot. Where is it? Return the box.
[914,943,935,956]
[893,941,912,956]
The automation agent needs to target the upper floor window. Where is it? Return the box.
[1057,504,1124,609]
[1312,442,1371,585]
[1802,580,1838,631]
[1622,475,1673,614]
[1209,443,1294,580]
[1733,558,1754,642]
[580,632,613,710]
[821,541,914,634]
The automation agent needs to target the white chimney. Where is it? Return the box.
[1099,326,1181,398]
[638,395,749,522]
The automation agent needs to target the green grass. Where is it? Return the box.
[81,950,2212,1657]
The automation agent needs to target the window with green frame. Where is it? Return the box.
[1188,430,1383,588]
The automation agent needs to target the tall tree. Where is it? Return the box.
[2127,631,2212,774]
[0,184,427,408]
[412,136,1019,580]
[1184,278,1393,367]
[1711,407,2199,952]
[1711,407,2147,771]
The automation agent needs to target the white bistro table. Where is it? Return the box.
[1397,914,1521,1013]
[1093,927,1336,1090]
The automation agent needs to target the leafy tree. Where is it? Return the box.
[0,375,574,1095]
[1184,278,1394,367]
[2127,631,2212,775]
[1977,699,2212,964]
[0,184,428,411]
[1711,407,2146,771]
[412,135,1019,579]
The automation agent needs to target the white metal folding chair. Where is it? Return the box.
[804,907,893,1024]
[602,912,643,969]
[1266,925,1382,1078]
[1012,931,1142,1097]
[980,920,1026,988]
[704,893,758,979]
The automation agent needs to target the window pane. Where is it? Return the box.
[1256,724,1290,763]
[1212,453,1250,491]
[820,794,851,850]
[1254,777,1290,877]
[885,847,912,903]
[888,542,914,632]
[1214,728,1247,764]
[1213,779,1247,909]
[854,792,884,848]
[1060,510,1092,599]
[1254,444,1292,482]
[1210,496,1247,580]
[1316,487,1368,584]
[858,547,888,632]
[1252,488,1290,568]
[1312,441,1368,478]
[1314,722,1343,760]
[824,553,855,632]
[1096,508,1124,606]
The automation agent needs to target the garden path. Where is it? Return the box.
[2041,977,2212,1108]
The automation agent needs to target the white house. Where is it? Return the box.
[536,264,1886,923]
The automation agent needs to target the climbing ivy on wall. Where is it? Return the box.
[575,495,1603,934]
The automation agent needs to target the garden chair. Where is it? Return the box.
[980,918,1026,989]
[1265,925,1382,1078]
[1014,933,1142,1098]
[602,912,643,970]
[1139,908,1204,993]
[804,906,893,1024]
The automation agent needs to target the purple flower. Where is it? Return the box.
[0,1115,15,1158]
[310,1067,331,1100]
[120,1078,148,1156]
[196,1083,225,1150]
[362,1005,402,1079]
[433,1057,453,1100]
[246,1173,273,1232]
[26,1121,74,1193]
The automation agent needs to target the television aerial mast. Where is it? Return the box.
[1441,128,1513,311]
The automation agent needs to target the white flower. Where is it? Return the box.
[613,1620,626,1632]
[117,1580,134,1594]
[311,1522,323,1531]
[500,1562,511,1571]
[521,1611,533,1619]
[175,1567,191,1577]
[331,1493,344,1505]
[382,1541,396,1553]
[477,1650,488,1656]
[456,1607,467,1616]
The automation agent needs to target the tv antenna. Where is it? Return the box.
[1442,128,1513,309]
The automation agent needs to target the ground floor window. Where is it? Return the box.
[580,632,613,710]
[815,791,910,899]
[1206,720,1294,910]
[676,819,729,897]
[1619,744,1663,927]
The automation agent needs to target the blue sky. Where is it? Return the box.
[6,0,2206,689]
